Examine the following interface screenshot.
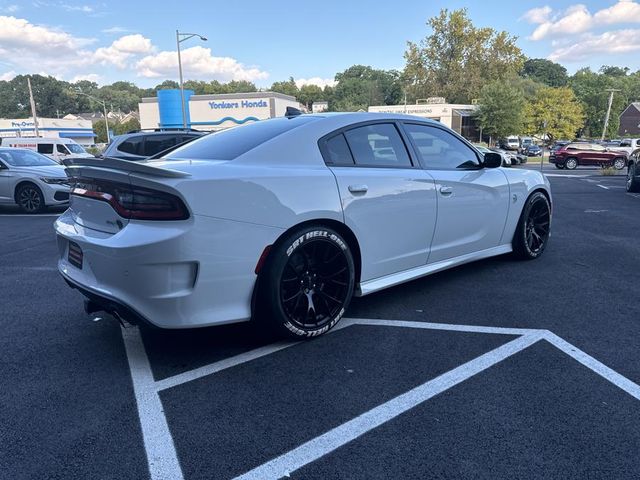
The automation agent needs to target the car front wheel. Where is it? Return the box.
[513,192,551,260]
[627,164,640,192]
[613,157,626,170]
[16,183,45,213]
[258,226,355,339]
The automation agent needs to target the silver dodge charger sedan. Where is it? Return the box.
[55,112,552,338]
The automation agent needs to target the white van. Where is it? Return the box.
[1,137,93,163]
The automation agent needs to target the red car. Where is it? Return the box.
[550,142,627,170]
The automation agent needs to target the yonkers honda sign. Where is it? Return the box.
[208,99,268,110]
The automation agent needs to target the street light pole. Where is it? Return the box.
[601,89,621,141]
[73,91,109,143]
[176,30,207,129]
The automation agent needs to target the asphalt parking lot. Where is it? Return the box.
[2,169,640,480]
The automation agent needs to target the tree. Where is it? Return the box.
[404,8,524,104]
[524,87,585,141]
[269,77,299,98]
[475,80,525,141]
[297,84,325,110]
[330,65,402,111]
[521,58,568,87]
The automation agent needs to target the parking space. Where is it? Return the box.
[2,174,640,480]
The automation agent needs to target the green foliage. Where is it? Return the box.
[475,80,525,139]
[521,59,568,87]
[269,77,299,98]
[524,87,585,141]
[330,65,402,111]
[404,8,524,104]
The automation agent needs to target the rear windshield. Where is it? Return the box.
[164,116,318,161]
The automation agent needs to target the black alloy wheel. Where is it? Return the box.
[514,192,551,260]
[259,226,355,338]
[16,184,45,213]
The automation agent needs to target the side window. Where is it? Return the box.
[403,123,479,169]
[56,144,69,154]
[590,144,605,151]
[37,143,53,155]
[143,135,178,157]
[620,140,631,147]
[343,123,412,168]
[324,133,354,165]
[117,137,143,156]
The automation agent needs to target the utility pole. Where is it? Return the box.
[27,76,40,137]
[176,30,207,129]
[601,89,621,141]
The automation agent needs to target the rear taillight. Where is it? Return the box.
[70,178,189,221]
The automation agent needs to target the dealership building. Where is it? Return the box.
[0,117,96,146]
[139,90,300,131]
[368,102,480,141]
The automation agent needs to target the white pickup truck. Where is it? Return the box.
[612,138,640,155]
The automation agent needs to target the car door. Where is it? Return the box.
[586,143,609,165]
[322,122,437,282]
[401,122,510,263]
[0,158,11,203]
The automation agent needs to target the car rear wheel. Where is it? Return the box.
[513,192,551,260]
[16,183,45,214]
[613,157,626,170]
[565,157,578,170]
[627,164,640,192]
[258,226,355,339]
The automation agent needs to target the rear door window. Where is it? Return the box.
[142,135,178,157]
[37,143,53,155]
[343,123,412,168]
[117,137,144,156]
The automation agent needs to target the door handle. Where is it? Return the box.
[439,186,453,196]
[348,184,368,194]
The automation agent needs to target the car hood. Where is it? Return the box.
[10,164,68,177]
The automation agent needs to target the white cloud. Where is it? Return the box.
[0,70,17,81]
[61,3,93,12]
[136,45,269,82]
[521,5,552,24]
[526,1,640,40]
[71,73,101,83]
[93,34,153,68]
[295,77,336,89]
[549,29,640,61]
[0,15,94,53]
[101,26,130,34]
[6,4,19,12]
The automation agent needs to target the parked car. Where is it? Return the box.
[489,147,515,166]
[2,137,93,163]
[549,142,627,170]
[611,138,640,156]
[0,148,70,213]
[626,148,640,192]
[519,137,533,153]
[56,113,552,339]
[101,129,205,161]
[524,144,542,156]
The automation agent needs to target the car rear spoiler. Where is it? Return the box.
[62,156,191,178]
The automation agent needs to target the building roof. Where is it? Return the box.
[141,91,297,103]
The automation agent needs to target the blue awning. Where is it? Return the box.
[59,131,96,138]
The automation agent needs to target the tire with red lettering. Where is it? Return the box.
[258,226,355,339]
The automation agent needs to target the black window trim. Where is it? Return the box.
[318,120,418,169]
[398,121,483,171]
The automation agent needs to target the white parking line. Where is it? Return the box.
[597,184,610,190]
[232,332,545,480]
[122,318,640,480]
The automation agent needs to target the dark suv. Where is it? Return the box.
[626,148,640,192]
[102,130,205,161]
[550,142,627,170]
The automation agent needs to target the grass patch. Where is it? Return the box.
[600,166,617,176]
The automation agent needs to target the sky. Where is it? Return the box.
[1,0,640,88]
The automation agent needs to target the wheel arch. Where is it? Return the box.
[13,180,42,203]
[251,218,362,319]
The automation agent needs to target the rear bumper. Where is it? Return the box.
[54,207,284,329]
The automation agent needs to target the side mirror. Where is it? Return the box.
[482,152,502,168]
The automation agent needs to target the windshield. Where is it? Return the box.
[0,149,58,166]
[66,143,87,154]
